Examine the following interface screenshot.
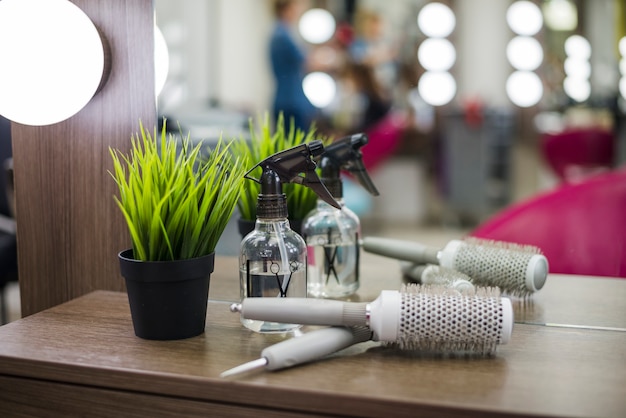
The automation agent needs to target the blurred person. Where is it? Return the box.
[348,9,398,92]
[269,0,316,130]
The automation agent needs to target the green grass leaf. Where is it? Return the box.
[109,119,247,261]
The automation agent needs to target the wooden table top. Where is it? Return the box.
[1,255,625,417]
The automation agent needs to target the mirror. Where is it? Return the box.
[154,0,625,277]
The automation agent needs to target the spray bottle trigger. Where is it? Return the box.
[296,169,342,209]
[346,158,380,196]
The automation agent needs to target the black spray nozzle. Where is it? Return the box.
[320,133,379,197]
[245,141,341,210]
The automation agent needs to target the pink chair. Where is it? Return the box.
[541,128,615,183]
[470,168,626,278]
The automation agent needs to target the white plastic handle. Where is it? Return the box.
[263,327,372,371]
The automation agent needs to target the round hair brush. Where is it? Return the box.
[230,284,513,357]
[400,263,475,294]
[362,236,548,296]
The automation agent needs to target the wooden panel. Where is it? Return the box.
[0,376,321,418]
[11,0,156,316]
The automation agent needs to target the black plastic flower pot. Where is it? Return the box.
[118,249,215,340]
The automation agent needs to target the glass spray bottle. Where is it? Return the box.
[302,134,380,298]
[239,141,341,333]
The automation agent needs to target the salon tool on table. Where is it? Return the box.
[362,236,548,296]
[230,284,513,356]
[400,263,475,294]
[301,133,379,299]
[239,141,341,333]
[220,326,372,377]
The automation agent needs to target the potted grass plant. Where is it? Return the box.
[231,113,328,237]
[109,120,247,340]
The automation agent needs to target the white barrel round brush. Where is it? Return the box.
[230,284,513,356]
[362,236,548,296]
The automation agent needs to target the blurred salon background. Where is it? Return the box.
[154,0,625,241]
[2,0,625,323]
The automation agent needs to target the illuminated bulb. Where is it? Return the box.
[299,8,336,44]
[507,1,543,36]
[155,26,169,97]
[0,0,105,126]
[619,37,626,57]
[506,36,543,71]
[542,0,577,31]
[506,71,543,107]
[418,38,456,71]
[563,77,591,102]
[418,71,456,106]
[564,57,591,79]
[303,72,336,108]
[564,35,591,60]
[619,77,626,100]
[417,3,456,38]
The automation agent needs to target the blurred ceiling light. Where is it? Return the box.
[506,71,543,107]
[303,72,336,108]
[155,26,169,97]
[564,35,591,60]
[0,0,105,126]
[564,57,591,79]
[418,71,456,106]
[619,37,626,57]
[506,36,543,71]
[417,38,456,71]
[506,1,543,36]
[563,76,591,102]
[620,77,626,100]
[417,3,455,38]
[299,8,336,44]
[542,0,577,31]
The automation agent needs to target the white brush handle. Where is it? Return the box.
[233,291,403,342]
[232,298,367,326]
[362,236,439,264]
[263,326,372,371]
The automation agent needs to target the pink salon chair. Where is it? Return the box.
[471,167,626,278]
[541,128,615,183]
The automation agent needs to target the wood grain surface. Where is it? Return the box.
[0,289,624,417]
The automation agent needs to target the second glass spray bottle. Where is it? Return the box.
[302,133,379,298]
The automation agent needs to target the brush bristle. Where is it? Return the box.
[386,284,506,356]
[420,265,475,295]
[452,238,545,297]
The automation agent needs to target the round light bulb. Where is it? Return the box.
[542,0,577,31]
[0,0,105,126]
[506,71,543,107]
[564,35,591,60]
[418,38,456,71]
[303,72,336,108]
[155,25,169,96]
[299,8,336,44]
[418,71,456,107]
[507,1,543,36]
[506,36,543,71]
[417,3,456,38]
[564,57,591,79]
[620,37,626,58]
[563,77,591,102]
